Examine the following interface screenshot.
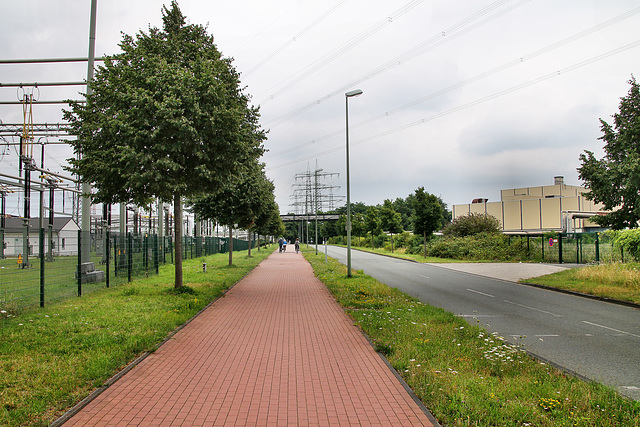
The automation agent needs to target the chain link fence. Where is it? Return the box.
[1,229,257,314]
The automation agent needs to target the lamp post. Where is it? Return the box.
[345,89,363,277]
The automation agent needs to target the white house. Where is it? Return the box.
[1,216,80,258]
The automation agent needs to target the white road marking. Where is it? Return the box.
[535,335,559,337]
[467,288,495,298]
[582,321,640,339]
[457,314,501,318]
[503,300,564,317]
[416,274,430,279]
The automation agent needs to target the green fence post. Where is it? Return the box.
[113,235,119,277]
[77,230,82,297]
[154,235,159,274]
[595,232,600,263]
[558,233,563,264]
[106,231,110,288]
[143,233,148,273]
[40,228,45,308]
[577,234,581,264]
[127,232,133,282]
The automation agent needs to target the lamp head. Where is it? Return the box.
[345,89,363,98]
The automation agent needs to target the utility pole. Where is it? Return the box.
[81,0,97,266]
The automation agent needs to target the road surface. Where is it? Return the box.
[323,245,640,401]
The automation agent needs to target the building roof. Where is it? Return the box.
[1,217,78,234]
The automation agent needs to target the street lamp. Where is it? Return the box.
[345,89,363,277]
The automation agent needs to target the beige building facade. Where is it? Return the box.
[452,177,606,234]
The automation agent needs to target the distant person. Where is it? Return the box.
[278,237,283,253]
[295,238,300,253]
[282,239,287,252]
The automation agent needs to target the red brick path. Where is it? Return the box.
[63,251,435,426]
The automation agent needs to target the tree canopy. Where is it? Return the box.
[443,212,501,237]
[578,76,640,229]
[64,2,266,286]
[379,199,403,252]
[412,187,444,256]
[190,164,276,264]
[64,1,265,206]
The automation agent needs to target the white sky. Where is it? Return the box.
[1,0,639,216]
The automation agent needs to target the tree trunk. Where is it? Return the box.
[174,194,183,288]
[248,227,252,257]
[228,224,234,266]
[423,232,427,258]
[391,232,394,253]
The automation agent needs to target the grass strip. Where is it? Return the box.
[521,262,640,305]
[332,244,468,264]
[302,248,640,426]
[348,244,640,305]
[0,247,273,427]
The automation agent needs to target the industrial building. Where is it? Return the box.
[451,177,606,234]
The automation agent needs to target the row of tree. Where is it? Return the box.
[287,187,451,255]
[65,2,284,288]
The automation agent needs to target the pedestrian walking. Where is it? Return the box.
[278,237,283,253]
[295,238,300,253]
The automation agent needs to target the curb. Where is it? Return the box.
[518,281,640,310]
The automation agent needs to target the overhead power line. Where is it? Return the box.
[0,57,104,64]
[265,39,640,171]
[263,5,640,161]
[262,0,524,128]
[242,0,350,78]
[256,0,425,105]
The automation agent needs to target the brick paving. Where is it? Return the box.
[63,250,435,426]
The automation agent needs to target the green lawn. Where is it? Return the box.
[0,247,273,427]
[521,262,640,305]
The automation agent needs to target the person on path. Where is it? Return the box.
[278,237,283,253]
[295,238,300,253]
[282,239,287,252]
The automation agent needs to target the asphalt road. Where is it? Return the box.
[322,245,640,401]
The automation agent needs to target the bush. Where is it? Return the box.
[613,229,640,261]
[444,213,501,237]
[427,233,533,261]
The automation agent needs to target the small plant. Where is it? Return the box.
[166,285,197,295]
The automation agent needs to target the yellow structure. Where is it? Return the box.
[452,177,606,233]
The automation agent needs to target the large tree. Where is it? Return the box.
[578,76,640,230]
[364,206,382,249]
[412,187,443,257]
[379,199,403,252]
[64,2,265,287]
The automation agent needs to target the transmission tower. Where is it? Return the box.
[290,163,343,244]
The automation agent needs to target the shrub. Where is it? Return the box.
[613,229,640,261]
[427,233,533,261]
[444,213,501,237]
